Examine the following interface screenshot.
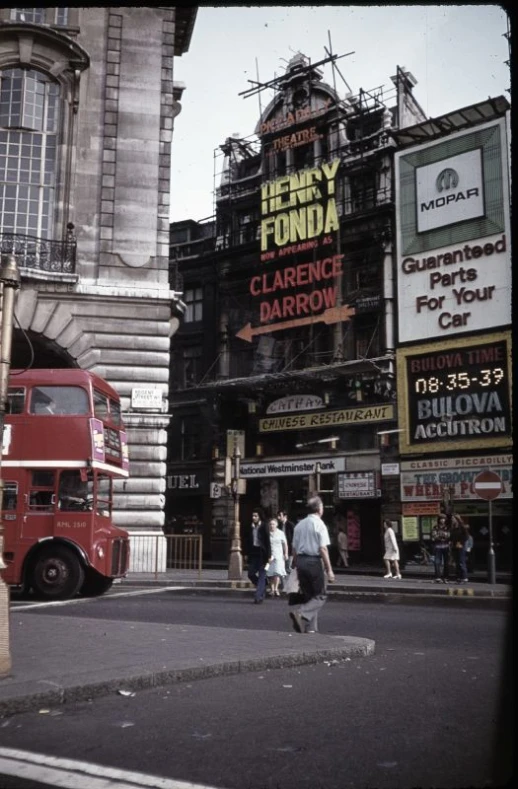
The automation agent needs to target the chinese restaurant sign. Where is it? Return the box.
[259,404,394,433]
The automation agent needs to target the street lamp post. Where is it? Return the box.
[0,253,21,678]
[227,446,242,580]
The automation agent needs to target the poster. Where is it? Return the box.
[346,509,361,551]
[402,516,419,542]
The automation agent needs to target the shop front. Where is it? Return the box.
[165,466,212,558]
[240,455,383,564]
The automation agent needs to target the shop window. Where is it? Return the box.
[184,287,203,323]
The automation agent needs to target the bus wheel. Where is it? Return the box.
[32,547,85,600]
[80,569,113,597]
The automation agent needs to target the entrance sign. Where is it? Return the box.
[473,470,502,501]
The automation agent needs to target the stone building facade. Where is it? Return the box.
[0,7,197,563]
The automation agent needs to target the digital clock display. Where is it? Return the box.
[414,367,505,394]
[403,336,511,450]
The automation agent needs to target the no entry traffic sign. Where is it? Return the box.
[473,470,503,501]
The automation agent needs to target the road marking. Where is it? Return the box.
[11,587,187,611]
[0,747,225,789]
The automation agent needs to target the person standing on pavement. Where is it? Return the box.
[431,514,451,583]
[289,495,335,634]
[246,508,272,604]
[277,509,295,554]
[450,514,469,583]
[266,517,288,596]
[382,519,402,579]
[336,525,349,568]
[464,523,474,574]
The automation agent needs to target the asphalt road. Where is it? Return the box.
[1,591,512,789]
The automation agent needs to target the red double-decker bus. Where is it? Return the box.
[1,368,130,599]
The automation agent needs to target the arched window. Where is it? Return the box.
[0,68,61,239]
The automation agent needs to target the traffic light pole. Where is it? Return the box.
[487,499,496,585]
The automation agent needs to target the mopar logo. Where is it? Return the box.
[436,168,459,192]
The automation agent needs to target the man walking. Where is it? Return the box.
[289,495,335,633]
[246,509,272,604]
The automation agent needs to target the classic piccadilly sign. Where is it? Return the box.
[237,159,356,342]
[400,454,512,501]
[395,118,511,343]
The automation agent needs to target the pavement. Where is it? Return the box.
[0,565,511,718]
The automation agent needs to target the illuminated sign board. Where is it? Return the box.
[241,455,346,478]
[397,332,512,455]
[338,472,378,499]
[395,118,511,342]
[415,149,485,233]
[266,394,323,414]
[237,159,356,341]
[259,99,332,136]
[400,454,512,501]
[259,404,394,433]
[260,160,339,255]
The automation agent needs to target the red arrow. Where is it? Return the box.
[236,304,356,343]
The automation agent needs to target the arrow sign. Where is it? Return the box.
[236,304,356,343]
[473,470,502,501]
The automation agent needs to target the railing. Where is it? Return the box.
[129,534,203,579]
[0,226,77,275]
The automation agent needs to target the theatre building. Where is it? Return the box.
[393,96,512,570]
[168,54,429,563]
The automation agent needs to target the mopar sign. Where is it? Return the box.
[416,149,484,233]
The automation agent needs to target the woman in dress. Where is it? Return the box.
[383,519,402,579]
[266,517,288,596]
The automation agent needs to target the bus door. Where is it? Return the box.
[21,470,56,540]
[1,479,21,577]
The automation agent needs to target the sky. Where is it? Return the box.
[169,4,510,223]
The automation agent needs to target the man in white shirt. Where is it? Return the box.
[290,495,335,633]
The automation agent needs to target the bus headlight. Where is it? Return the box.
[97,546,105,559]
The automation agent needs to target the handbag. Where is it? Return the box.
[283,566,300,595]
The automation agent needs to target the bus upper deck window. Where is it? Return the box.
[109,398,121,426]
[94,390,109,420]
[6,388,25,414]
[30,386,89,415]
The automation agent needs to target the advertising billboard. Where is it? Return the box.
[236,158,357,342]
[400,453,512,501]
[395,117,510,343]
[396,331,512,455]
